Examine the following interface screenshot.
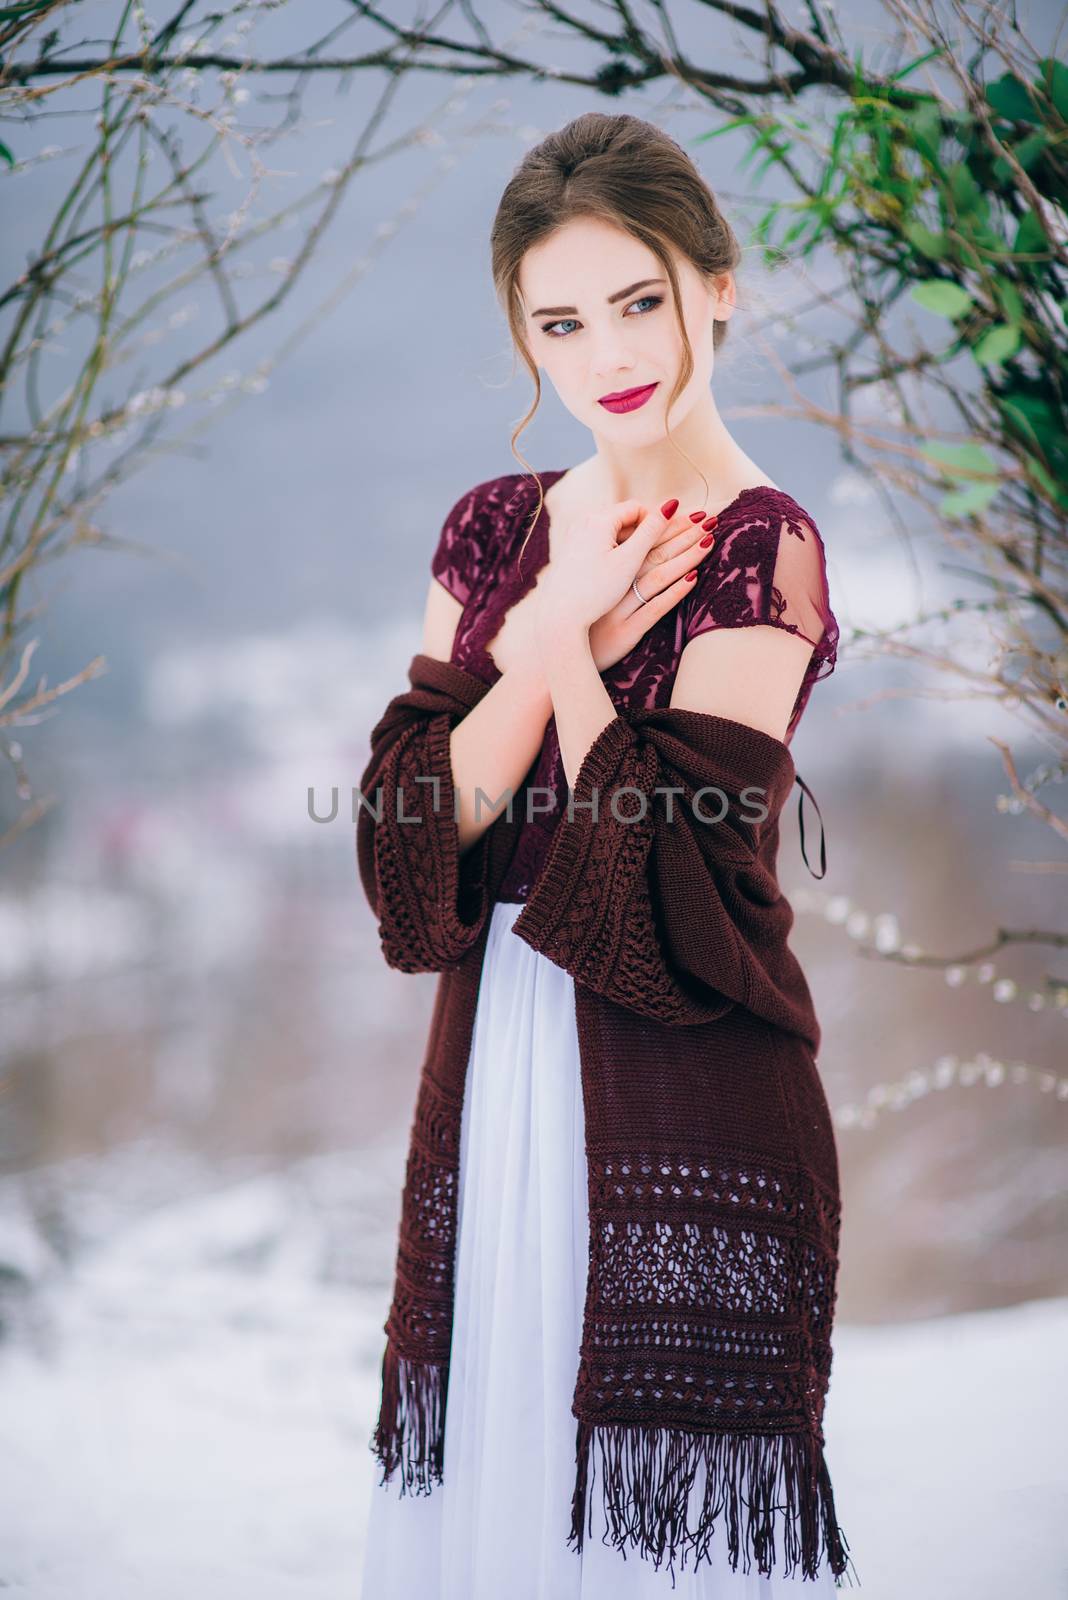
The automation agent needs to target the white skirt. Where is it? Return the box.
[359,899,841,1598]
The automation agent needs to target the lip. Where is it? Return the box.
[598,381,658,414]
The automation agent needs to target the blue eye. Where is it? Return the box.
[540,294,663,339]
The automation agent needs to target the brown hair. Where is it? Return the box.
[490,111,743,571]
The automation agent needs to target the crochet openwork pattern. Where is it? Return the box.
[372,1071,459,1490]
[584,1152,839,1433]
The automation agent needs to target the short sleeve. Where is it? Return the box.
[681,491,839,685]
[429,480,495,606]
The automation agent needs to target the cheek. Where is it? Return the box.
[650,303,691,360]
[540,351,581,400]
[680,291,711,344]
[544,345,583,386]
[672,297,717,378]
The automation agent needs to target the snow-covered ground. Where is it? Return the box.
[0,1142,1065,1599]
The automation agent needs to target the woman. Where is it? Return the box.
[357,112,855,1597]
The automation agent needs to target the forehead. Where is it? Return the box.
[518,216,662,307]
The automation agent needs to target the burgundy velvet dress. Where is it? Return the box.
[358,470,842,1598]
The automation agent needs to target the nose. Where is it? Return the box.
[589,320,637,382]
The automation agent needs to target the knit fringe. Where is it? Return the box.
[569,1418,861,1590]
[370,1341,447,1497]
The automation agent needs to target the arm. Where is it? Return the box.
[358,472,563,973]
[356,651,497,974]
[450,665,553,854]
[670,624,815,736]
[513,493,836,1037]
[421,573,555,855]
[516,625,815,1034]
[357,588,553,974]
[539,618,811,792]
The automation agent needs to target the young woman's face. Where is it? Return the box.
[517,215,733,438]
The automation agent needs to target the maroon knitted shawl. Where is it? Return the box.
[356,651,857,1588]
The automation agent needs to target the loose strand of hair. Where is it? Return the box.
[508,289,545,578]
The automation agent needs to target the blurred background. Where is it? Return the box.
[1,1,1066,1596]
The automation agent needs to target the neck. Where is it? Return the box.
[585,390,758,511]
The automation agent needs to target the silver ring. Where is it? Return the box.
[632,576,649,605]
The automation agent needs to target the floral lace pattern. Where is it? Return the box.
[431,470,838,904]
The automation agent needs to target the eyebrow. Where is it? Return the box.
[530,278,666,318]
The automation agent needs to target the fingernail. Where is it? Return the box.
[660,497,679,519]
[702,514,718,530]
[688,510,705,522]
[685,569,698,581]
[699,531,715,547]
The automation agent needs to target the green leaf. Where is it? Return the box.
[1012,209,1048,258]
[903,220,948,260]
[0,140,13,168]
[1036,57,1068,122]
[1012,129,1052,171]
[985,72,1042,125]
[902,101,943,164]
[955,203,1002,258]
[890,45,946,82]
[947,161,982,215]
[1023,453,1064,503]
[998,394,1061,463]
[994,280,1025,324]
[910,281,973,317]
[973,323,1022,365]
[939,481,1001,517]
[690,116,763,144]
[920,441,1000,476]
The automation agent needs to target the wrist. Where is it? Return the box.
[531,581,592,642]
[538,618,591,659]
[501,655,554,720]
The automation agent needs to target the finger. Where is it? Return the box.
[627,528,717,607]
[619,501,682,568]
[629,493,701,555]
[661,568,707,614]
[603,499,648,544]
[612,501,649,545]
[643,513,719,570]
[611,498,701,549]
[624,567,706,638]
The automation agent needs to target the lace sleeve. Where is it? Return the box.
[429,480,494,606]
[682,492,839,687]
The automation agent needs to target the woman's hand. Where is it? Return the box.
[533,498,719,670]
[588,504,718,673]
[486,499,719,679]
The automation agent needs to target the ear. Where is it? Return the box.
[711,270,737,324]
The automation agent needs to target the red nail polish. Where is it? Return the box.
[685,569,698,581]
[699,531,715,547]
[702,514,718,530]
[688,510,705,522]
[660,498,679,519]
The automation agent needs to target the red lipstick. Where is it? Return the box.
[598,381,658,414]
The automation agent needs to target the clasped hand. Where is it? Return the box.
[489,497,718,677]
